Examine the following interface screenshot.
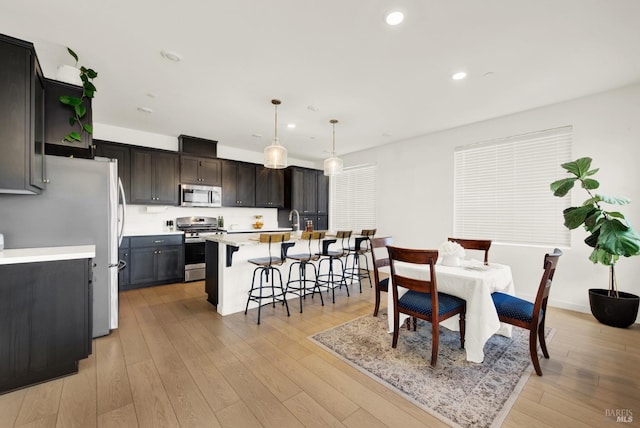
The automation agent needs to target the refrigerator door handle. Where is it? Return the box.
[117,178,127,247]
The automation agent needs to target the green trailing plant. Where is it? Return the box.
[551,157,640,296]
[58,48,97,142]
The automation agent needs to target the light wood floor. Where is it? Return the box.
[1,278,639,427]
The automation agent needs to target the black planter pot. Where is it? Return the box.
[589,288,640,328]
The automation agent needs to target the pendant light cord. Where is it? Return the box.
[330,119,338,155]
[272,99,281,143]
[274,103,278,141]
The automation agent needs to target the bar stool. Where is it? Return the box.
[285,231,326,312]
[344,228,376,292]
[245,232,292,325]
[316,230,352,304]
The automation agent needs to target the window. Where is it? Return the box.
[330,164,377,231]
[454,126,572,246]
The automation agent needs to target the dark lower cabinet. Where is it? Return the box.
[0,258,92,394]
[299,215,328,232]
[127,234,184,289]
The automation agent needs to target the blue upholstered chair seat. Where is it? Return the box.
[379,277,389,291]
[398,290,465,317]
[492,292,543,323]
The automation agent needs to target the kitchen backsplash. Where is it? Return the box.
[123,205,280,235]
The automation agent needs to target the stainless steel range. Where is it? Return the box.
[176,216,222,282]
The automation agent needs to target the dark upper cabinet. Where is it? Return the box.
[180,155,221,186]
[44,78,92,159]
[93,140,131,199]
[0,34,46,194]
[280,166,329,229]
[222,160,255,207]
[130,148,179,205]
[285,167,327,215]
[255,166,284,208]
[316,172,329,215]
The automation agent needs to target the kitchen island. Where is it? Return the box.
[204,232,334,315]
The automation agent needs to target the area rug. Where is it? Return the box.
[309,314,554,428]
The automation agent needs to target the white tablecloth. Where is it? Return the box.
[383,260,515,363]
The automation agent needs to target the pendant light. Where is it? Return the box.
[263,99,288,169]
[324,119,344,176]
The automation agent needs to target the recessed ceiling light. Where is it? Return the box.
[160,50,182,62]
[385,11,405,26]
[287,123,296,129]
[252,133,263,138]
[451,71,467,80]
[307,105,319,112]
[137,107,153,113]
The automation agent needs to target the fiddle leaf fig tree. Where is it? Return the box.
[58,48,97,143]
[550,157,640,296]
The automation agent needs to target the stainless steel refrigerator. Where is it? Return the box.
[0,155,125,337]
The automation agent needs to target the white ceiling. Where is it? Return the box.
[2,0,640,162]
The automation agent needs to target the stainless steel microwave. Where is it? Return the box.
[180,184,222,207]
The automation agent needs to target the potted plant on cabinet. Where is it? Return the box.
[57,48,97,143]
[551,157,640,328]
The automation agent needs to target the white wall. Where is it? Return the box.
[339,84,640,320]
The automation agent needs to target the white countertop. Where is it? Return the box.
[204,231,304,246]
[226,227,292,234]
[124,230,184,237]
[0,245,96,265]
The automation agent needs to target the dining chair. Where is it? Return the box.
[370,236,392,317]
[447,237,492,265]
[387,246,466,367]
[491,248,562,376]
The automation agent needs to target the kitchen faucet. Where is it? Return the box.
[288,209,300,231]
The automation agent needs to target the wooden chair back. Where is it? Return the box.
[387,246,439,296]
[448,237,492,265]
[530,248,563,328]
[370,236,393,316]
[370,236,393,284]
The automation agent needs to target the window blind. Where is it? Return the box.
[454,126,572,247]
[330,164,377,232]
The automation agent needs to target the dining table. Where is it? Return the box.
[382,259,515,363]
